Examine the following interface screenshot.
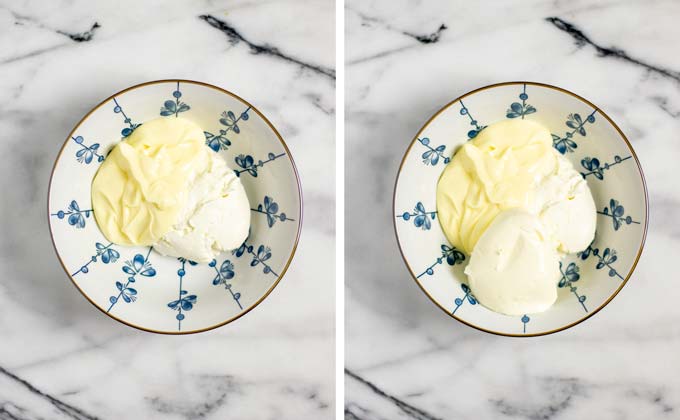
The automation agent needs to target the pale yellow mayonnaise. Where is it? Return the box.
[436,119,557,255]
[91,118,210,246]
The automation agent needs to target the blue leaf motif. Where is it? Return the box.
[181,295,197,311]
[98,243,120,264]
[233,243,247,258]
[598,198,639,231]
[53,200,91,229]
[234,152,284,177]
[397,202,437,230]
[581,155,632,180]
[209,258,242,309]
[552,110,596,154]
[558,262,580,287]
[235,154,258,177]
[506,86,537,119]
[204,130,232,152]
[417,138,449,166]
[220,260,235,280]
[160,83,190,117]
[68,212,85,228]
[140,267,156,277]
[251,195,293,228]
[442,244,465,265]
[110,250,154,311]
[132,254,145,271]
[163,100,176,112]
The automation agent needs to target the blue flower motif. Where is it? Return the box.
[252,196,294,228]
[51,200,91,229]
[506,84,536,119]
[209,259,242,309]
[121,253,157,277]
[112,97,140,137]
[418,138,449,165]
[452,283,477,315]
[397,202,436,230]
[417,244,465,278]
[72,242,120,276]
[595,248,621,278]
[97,242,120,264]
[580,155,632,180]
[212,260,235,285]
[551,133,577,154]
[459,100,486,139]
[234,152,285,178]
[232,241,278,276]
[160,81,190,117]
[168,258,198,330]
[252,245,272,270]
[598,198,640,231]
[578,243,623,280]
[168,292,197,312]
[114,281,137,303]
[558,261,580,287]
[558,261,587,312]
[552,111,596,154]
[567,112,594,135]
[72,136,104,164]
[442,244,465,265]
[219,109,250,133]
[107,249,156,313]
[204,106,251,152]
[204,130,231,152]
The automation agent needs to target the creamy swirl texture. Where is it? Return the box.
[92,118,210,245]
[91,117,251,262]
[436,119,596,315]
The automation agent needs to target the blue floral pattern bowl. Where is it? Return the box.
[48,80,302,334]
[393,82,647,336]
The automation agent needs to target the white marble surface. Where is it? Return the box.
[0,0,334,418]
[346,0,680,418]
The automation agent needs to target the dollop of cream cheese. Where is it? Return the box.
[464,209,560,315]
[92,117,251,262]
[153,152,251,262]
[436,119,596,315]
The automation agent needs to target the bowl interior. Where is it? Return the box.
[394,82,647,336]
[49,80,301,334]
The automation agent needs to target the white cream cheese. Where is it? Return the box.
[531,154,596,253]
[153,151,251,263]
[465,209,560,315]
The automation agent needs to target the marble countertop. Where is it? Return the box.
[345,0,680,418]
[0,0,335,418]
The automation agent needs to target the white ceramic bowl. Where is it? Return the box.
[393,82,648,336]
[48,80,302,334]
